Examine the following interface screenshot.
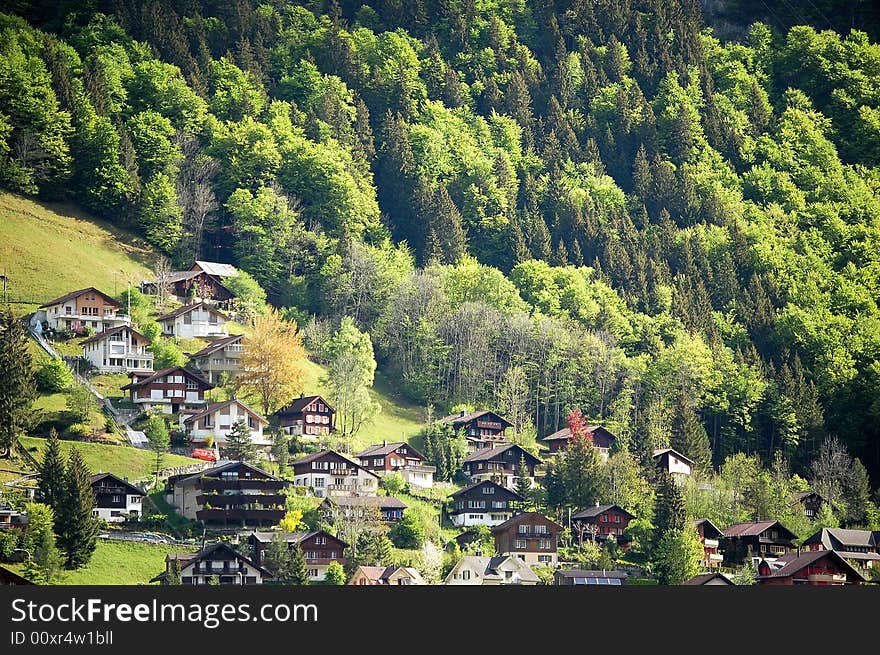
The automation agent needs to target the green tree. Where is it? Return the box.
[515,453,533,505]
[56,447,100,569]
[264,533,292,582]
[0,306,36,456]
[35,358,73,393]
[22,502,61,584]
[271,431,289,476]
[324,560,346,585]
[37,428,66,523]
[559,434,603,511]
[65,384,97,424]
[652,470,686,553]
[288,544,309,585]
[654,525,703,585]
[669,393,713,473]
[223,417,257,463]
[144,413,170,486]
[223,271,267,321]
[165,558,182,585]
[390,508,426,549]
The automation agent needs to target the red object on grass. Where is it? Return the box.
[191,448,218,461]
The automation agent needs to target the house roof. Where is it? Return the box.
[290,450,376,477]
[542,425,616,443]
[188,334,244,359]
[351,566,387,583]
[758,550,867,582]
[161,271,202,284]
[182,399,268,426]
[166,542,272,577]
[80,324,151,346]
[90,473,145,496]
[692,518,724,539]
[571,504,636,520]
[356,442,427,459]
[351,565,423,584]
[437,410,513,428]
[275,394,333,416]
[555,569,629,580]
[0,565,34,585]
[490,511,564,533]
[447,555,541,583]
[802,528,876,550]
[121,366,214,390]
[652,448,696,466]
[171,460,281,487]
[323,495,407,510]
[156,302,229,322]
[682,572,735,585]
[796,490,823,501]
[40,287,121,309]
[723,520,796,539]
[193,261,239,277]
[249,530,349,549]
[449,480,525,500]
[463,443,542,465]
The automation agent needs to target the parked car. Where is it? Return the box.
[191,448,218,462]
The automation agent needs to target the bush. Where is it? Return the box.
[389,509,426,549]
[35,358,73,392]
[380,472,406,496]
[0,529,20,561]
[64,422,92,439]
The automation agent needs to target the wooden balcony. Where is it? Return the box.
[199,479,286,492]
[196,494,286,507]
[196,508,285,523]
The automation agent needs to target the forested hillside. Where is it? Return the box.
[2,0,879,486]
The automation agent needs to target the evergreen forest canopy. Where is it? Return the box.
[2,0,880,487]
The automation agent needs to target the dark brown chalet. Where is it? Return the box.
[570,504,635,547]
[355,441,436,488]
[121,366,214,414]
[90,473,145,523]
[723,520,798,564]
[462,444,542,492]
[143,260,238,305]
[692,518,724,569]
[448,480,525,528]
[541,425,617,459]
[154,542,271,585]
[166,461,288,527]
[491,512,564,567]
[248,530,348,582]
[757,550,867,586]
[794,491,824,519]
[291,449,379,498]
[437,410,513,453]
[274,394,335,439]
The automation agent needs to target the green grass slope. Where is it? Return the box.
[0,192,155,309]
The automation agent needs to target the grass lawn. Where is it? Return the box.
[19,436,202,483]
[4,540,195,585]
[90,373,131,402]
[0,191,155,307]
[31,390,108,435]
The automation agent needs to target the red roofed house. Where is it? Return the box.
[757,550,867,585]
[541,425,617,460]
[38,287,127,334]
[121,366,214,414]
[723,520,798,565]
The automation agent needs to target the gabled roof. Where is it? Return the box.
[446,555,541,583]
[171,460,281,487]
[189,334,244,359]
[490,511,564,533]
[682,572,734,585]
[450,480,524,501]
[193,261,239,277]
[275,394,334,416]
[723,520,797,540]
[160,271,201,284]
[249,530,349,549]
[802,528,876,550]
[542,425,617,443]
[80,324,151,346]
[90,472,145,496]
[572,504,636,520]
[350,565,423,584]
[156,301,229,322]
[290,450,376,477]
[758,550,867,582]
[121,366,214,390]
[182,398,267,426]
[166,542,272,577]
[40,287,121,309]
[795,490,823,502]
[463,443,542,465]
[322,495,407,510]
[356,442,427,459]
[692,518,724,539]
[437,410,513,429]
[652,448,696,466]
[0,565,34,585]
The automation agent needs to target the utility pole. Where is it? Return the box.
[127,280,131,319]
[2,267,7,304]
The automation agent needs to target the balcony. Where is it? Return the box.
[708,553,724,562]
[199,479,286,492]
[806,573,847,584]
[703,539,719,548]
[196,509,285,523]
[196,494,286,507]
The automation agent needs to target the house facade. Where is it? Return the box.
[444,555,541,585]
[348,565,425,585]
[187,334,245,385]
[248,530,348,582]
[159,543,271,585]
[273,395,335,439]
[38,287,127,334]
[653,448,694,481]
[291,450,379,498]
[795,491,824,519]
[491,512,564,567]
[355,441,436,488]
[157,302,228,339]
[693,519,725,569]
[166,461,287,527]
[437,410,513,453]
[181,399,270,450]
[81,325,154,373]
[541,424,617,460]
[121,366,214,414]
[723,520,798,564]
[802,528,880,570]
[448,481,524,527]
[321,495,407,523]
[757,550,866,586]
[462,444,542,491]
[90,473,144,523]
[570,504,635,546]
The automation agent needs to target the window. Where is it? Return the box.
[538,539,551,549]
[462,570,470,581]
[518,525,528,534]
[184,313,192,325]
[515,540,527,549]
[328,551,337,559]
[315,536,326,545]
[535,525,547,534]
[600,514,607,522]
[314,478,325,488]
[538,556,552,564]
[614,514,621,523]
[482,486,495,494]
[186,379,198,391]
[308,569,318,578]
[111,495,121,503]
[491,501,506,509]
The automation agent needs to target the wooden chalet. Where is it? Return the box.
[320,495,407,523]
[121,366,214,414]
[722,520,797,564]
[448,480,524,527]
[274,394,335,439]
[355,441,436,488]
[802,528,880,571]
[682,572,735,586]
[570,504,635,547]
[491,512,564,567]
[653,448,694,481]
[462,443,542,491]
[90,473,145,523]
[692,518,725,569]
[794,491,824,519]
[757,550,867,586]
[437,409,513,453]
[155,542,271,585]
[291,450,379,498]
[541,424,617,460]
[248,530,348,582]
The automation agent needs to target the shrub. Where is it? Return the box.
[381,472,406,496]
[35,358,73,392]
[64,422,92,439]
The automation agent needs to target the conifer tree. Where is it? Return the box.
[0,306,36,457]
[37,428,66,526]
[288,544,309,585]
[669,393,713,473]
[224,417,257,463]
[515,453,532,504]
[57,447,100,569]
[652,469,685,553]
[264,533,292,582]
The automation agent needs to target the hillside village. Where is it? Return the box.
[1,258,879,587]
